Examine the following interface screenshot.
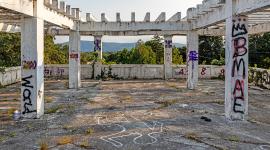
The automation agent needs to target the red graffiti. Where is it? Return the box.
[220,69,225,77]
[22,60,37,70]
[201,67,207,76]
[70,53,79,59]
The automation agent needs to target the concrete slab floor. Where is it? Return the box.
[0,79,270,150]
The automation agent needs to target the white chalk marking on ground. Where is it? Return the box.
[260,145,270,150]
[96,113,164,147]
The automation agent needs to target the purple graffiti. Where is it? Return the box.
[94,39,101,51]
[165,40,172,48]
[189,51,198,62]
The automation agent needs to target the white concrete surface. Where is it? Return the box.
[187,31,199,90]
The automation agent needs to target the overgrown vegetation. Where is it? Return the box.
[1,32,270,69]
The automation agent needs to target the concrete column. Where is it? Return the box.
[187,31,199,89]
[21,17,44,118]
[69,23,81,89]
[164,35,173,79]
[225,0,249,120]
[94,35,103,79]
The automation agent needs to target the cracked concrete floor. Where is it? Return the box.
[0,79,270,150]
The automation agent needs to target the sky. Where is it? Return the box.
[55,0,202,44]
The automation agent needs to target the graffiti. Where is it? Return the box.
[201,67,207,76]
[231,16,248,115]
[44,67,65,77]
[22,60,37,70]
[96,113,163,148]
[249,68,270,89]
[70,53,79,59]
[219,69,225,77]
[175,68,188,76]
[94,39,102,51]
[188,50,198,72]
[165,40,172,49]
[232,18,248,37]
[22,75,36,114]
[166,52,172,62]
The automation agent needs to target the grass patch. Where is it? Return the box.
[155,99,178,108]
[0,136,7,142]
[8,132,16,138]
[39,140,49,150]
[80,140,91,149]
[184,132,198,140]
[7,108,16,117]
[85,128,94,135]
[227,135,240,142]
[45,105,64,114]
[45,96,54,103]
[56,136,73,145]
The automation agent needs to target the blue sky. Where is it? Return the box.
[55,0,202,44]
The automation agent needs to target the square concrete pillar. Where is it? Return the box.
[69,24,81,89]
[225,13,249,120]
[94,35,103,79]
[21,17,44,118]
[164,35,173,79]
[187,31,199,90]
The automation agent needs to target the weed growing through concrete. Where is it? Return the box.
[39,140,49,150]
[86,128,94,135]
[45,105,64,114]
[56,136,73,145]
[227,135,240,142]
[156,99,178,108]
[80,140,90,149]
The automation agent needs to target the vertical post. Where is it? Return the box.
[164,35,173,80]
[21,0,44,118]
[225,0,249,120]
[69,22,81,89]
[94,35,103,79]
[187,31,199,89]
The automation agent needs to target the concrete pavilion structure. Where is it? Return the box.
[1,0,270,120]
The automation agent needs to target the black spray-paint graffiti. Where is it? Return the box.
[231,17,248,114]
[22,75,37,114]
[165,40,172,49]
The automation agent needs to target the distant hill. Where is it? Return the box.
[62,41,186,52]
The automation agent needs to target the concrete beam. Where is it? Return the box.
[101,13,109,22]
[144,12,150,22]
[191,0,270,29]
[168,12,181,22]
[79,21,191,32]
[0,0,75,29]
[155,12,166,22]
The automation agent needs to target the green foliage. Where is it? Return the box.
[199,36,224,64]
[44,35,68,64]
[172,47,184,65]
[80,52,98,64]
[0,33,21,67]
[211,57,225,66]
[145,35,164,64]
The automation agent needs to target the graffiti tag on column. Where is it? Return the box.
[165,40,172,49]
[231,17,248,114]
[22,60,37,70]
[188,51,198,69]
[94,39,101,51]
[22,75,37,114]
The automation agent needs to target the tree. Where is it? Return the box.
[145,35,164,64]
[249,33,270,68]
[130,44,156,64]
[0,33,21,67]
[44,35,68,64]
[172,47,184,64]
[199,36,224,64]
